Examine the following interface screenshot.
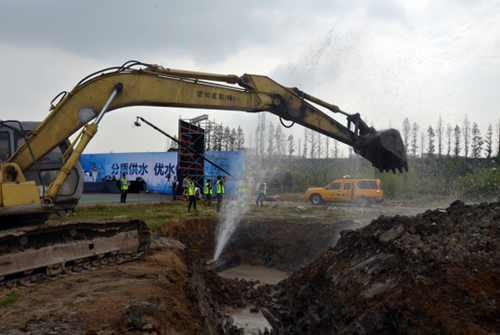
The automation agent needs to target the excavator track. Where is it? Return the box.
[0,219,150,290]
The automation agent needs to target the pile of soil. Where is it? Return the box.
[262,200,500,334]
[204,272,273,310]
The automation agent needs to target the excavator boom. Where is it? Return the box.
[11,62,407,175]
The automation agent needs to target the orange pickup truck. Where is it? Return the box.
[304,178,383,207]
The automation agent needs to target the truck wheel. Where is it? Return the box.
[356,196,371,208]
[310,194,324,205]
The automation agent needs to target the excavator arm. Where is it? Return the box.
[11,62,407,170]
[8,61,407,208]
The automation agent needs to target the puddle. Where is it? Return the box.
[218,264,289,285]
[219,265,289,334]
[223,306,272,335]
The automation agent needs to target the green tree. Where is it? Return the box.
[427,126,435,157]
[402,118,411,152]
[463,115,471,158]
[484,123,493,158]
[436,116,443,157]
[471,122,483,159]
[287,134,295,157]
[411,122,419,157]
[267,121,275,155]
[454,125,461,157]
[235,126,245,150]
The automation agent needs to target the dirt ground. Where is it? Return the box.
[0,244,209,334]
[1,201,498,334]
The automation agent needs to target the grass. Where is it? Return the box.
[45,192,452,230]
[0,293,21,308]
[48,196,348,229]
[48,200,218,230]
[278,193,309,203]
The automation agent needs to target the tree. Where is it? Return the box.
[484,124,493,158]
[287,134,295,156]
[463,115,471,158]
[212,124,223,151]
[229,128,237,151]
[298,138,301,158]
[256,113,266,156]
[446,123,452,156]
[267,122,275,155]
[334,140,339,158]
[427,126,435,157]
[205,122,212,151]
[275,125,285,155]
[454,125,461,157]
[303,128,309,158]
[254,125,260,155]
[436,116,443,157]
[471,122,483,159]
[497,119,500,157]
[235,126,245,150]
[309,130,318,158]
[410,122,419,157]
[325,137,330,159]
[402,118,411,152]
[222,126,231,151]
[420,131,425,158]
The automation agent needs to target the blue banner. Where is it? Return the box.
[81,152,178,194]
[81,151,245,195]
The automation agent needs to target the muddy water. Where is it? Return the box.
[218,264,289,284]
[219,265,289,334]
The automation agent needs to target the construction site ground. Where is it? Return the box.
[1,197,499,334]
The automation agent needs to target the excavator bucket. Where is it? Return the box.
[356,129,408,173]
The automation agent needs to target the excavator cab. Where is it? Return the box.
[0,121,84,212]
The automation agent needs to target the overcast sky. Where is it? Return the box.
[1,0,499,155]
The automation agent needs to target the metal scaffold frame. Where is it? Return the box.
[178,115,228,188]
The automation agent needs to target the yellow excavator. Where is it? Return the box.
[0,61,407,288]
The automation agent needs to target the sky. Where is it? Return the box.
[1,0,499,156]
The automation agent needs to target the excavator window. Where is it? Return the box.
[0,132,10,162]
[15,133,67,163]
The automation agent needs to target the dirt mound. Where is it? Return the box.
[204,269,273,309]
[263,200,500,334]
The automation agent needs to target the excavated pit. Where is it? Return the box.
[157,217,358,273]
[156,217,364,334]
[159,201,500,335]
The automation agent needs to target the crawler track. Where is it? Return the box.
[0,219,150,290]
